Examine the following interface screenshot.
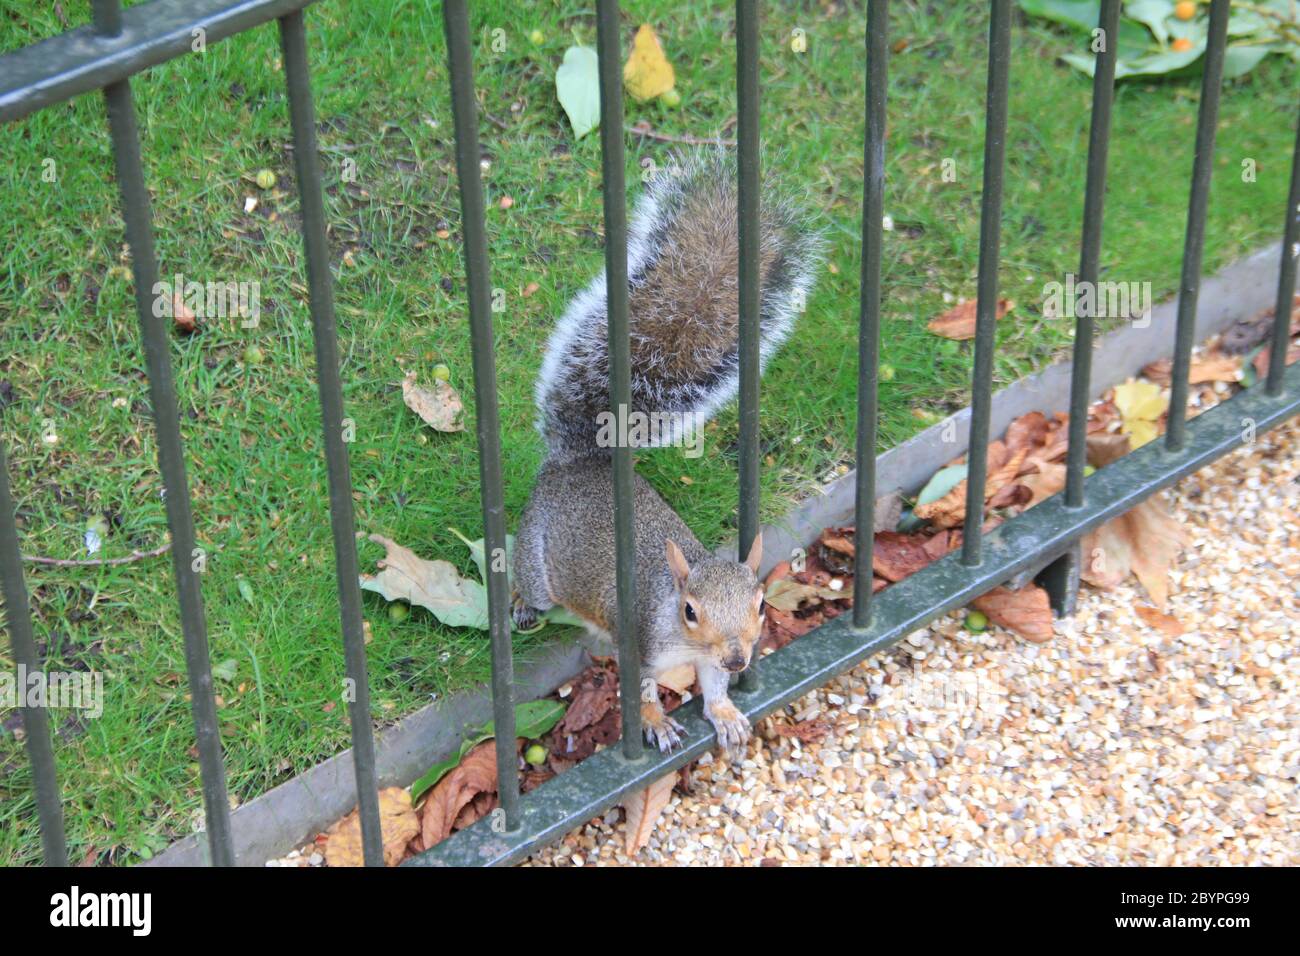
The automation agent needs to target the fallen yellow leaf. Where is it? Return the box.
[623,25,675,102]
[325,787,419,867]
[1113,380,1166,449]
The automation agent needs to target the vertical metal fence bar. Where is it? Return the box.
[852,0,888,628]
[1166,0,1230,451]
[0,441,67,866]
[735,0,762,692]
[1064,0,1120,508]
[960,0,1012,567]
[91,0,122,36]
[1266,109,1300,397]
[594,0,643,758]
[441,0,520,827]
[277,10,384,865]
[97,10,234,866]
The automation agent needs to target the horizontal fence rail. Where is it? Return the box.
[0,0,1297,869]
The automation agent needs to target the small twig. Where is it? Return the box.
[22,542,171,568]
[625,124,737,147]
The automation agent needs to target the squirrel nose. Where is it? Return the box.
[722,654,747,673]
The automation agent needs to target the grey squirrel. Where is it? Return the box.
[512,151,821,753]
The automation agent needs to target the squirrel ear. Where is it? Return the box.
[742,532,763,576]
[665,539,691,590]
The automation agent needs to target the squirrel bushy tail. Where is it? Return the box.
[535,150,822,464]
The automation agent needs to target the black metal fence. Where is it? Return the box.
[1,0,1297,868]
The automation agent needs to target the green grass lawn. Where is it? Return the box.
[0,0,1294,865]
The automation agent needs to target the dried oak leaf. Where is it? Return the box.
[556,661,618,735]
[1080,492,1190,608]
[325,786,420,867]
[547,659,622,763]
[401,370,464,432]
[926,297,1013,340]
[418,740,500,849]
[622,771,676,855]
[971,584,1054,643]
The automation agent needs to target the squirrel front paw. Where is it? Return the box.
[705,699,751,754]
[641,701,686,753]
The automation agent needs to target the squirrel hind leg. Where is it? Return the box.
[510,592,547,631]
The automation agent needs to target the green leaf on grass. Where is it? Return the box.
[212,659,238,682]
[1125,0,1174,46]
[1018,0,1102,32]
[556,46,600,139]
[1222,44,1273,78]
[358,533,489,630]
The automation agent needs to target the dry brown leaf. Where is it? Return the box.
[623,771,676,855]
[773,718,831,743]
[971,584,1054,643]
[912,478,969,528]
[926,297,1013,340]
[418,740,500,848]
[401,370,464,432]
[172,292,197,333]
[1252,341,1300,379]
[872,531,939,582]
[1134,604,1185,637]
[357,532,487,629]
[325,786,420,867]
[987,481,1032,510]
[1004,410,1050,455]
[657,663,696,695]
[1086,432,1131,468]
[914,445,1027,528]
[1189,353,1242,384]
[1018,460,1066,508]
[1080,492,1190,608]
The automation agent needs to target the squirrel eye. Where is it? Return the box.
[683,602,698,624]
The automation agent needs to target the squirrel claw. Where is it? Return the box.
[510,596,540,631]
[706,704,751,755]
[644,715,686,753]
